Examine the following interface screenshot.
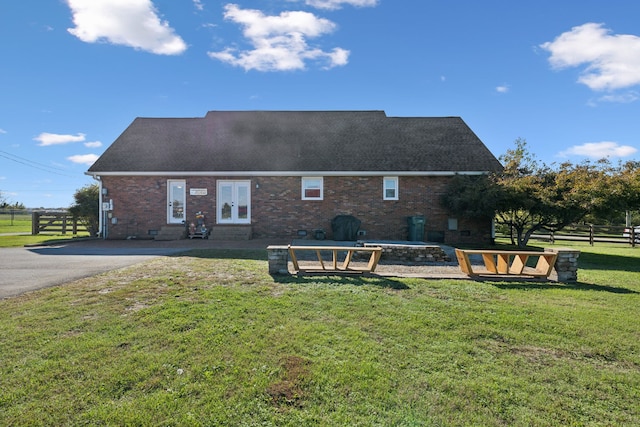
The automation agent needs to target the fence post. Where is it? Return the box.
[72,217,78,235]
[633,226,637,248]
[589,224,594,246]
[61,214,67,235]
[32,211,40,235]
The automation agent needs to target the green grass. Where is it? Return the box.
[0,214,90,247]
[0,244,638,426]
[0,233,91,247]
[0,213,32,233]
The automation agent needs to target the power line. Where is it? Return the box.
[0,149,75,177]
[0,149,68,171]
[0,188,79,192]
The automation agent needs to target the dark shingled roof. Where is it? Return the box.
[88,111,503,174]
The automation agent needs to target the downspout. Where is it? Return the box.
[89,174,104,239]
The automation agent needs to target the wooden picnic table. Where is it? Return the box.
[288,245,382,274]
[455,249,557,278]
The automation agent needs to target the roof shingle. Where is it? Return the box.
[88,111,502,173]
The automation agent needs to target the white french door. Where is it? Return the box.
[167,180,186,224]
[217,181,250,224]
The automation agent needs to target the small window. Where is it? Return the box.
[383,177,398,200]
[302,177,323,200]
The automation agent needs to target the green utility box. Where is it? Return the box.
[407,216,425,241]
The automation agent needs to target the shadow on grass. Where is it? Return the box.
[490,281,638,294]
[171,248,267,260]
[577,252,640,273]
[173,249,410,289]
[271,273,411,290]
[171,248,637,293]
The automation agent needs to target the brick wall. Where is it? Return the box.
[100,175,492,244]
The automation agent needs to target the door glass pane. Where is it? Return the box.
[219,185,232,221]
[237,185,248,220]
[218,181,250,224]
[171,183,185,220]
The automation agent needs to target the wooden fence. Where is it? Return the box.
[31,211,88,235]
[517,224,639,247]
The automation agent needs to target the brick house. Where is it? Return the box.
[86,110,502,243]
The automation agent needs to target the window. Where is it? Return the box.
[383,176,398,200]
[302,177,323,200]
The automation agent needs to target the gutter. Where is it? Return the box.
[84,170,492,178]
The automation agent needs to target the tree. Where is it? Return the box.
[0,190,25,209]
[0,201,25,209]
[617,160,640,213]
[69,184,99,236]
[442,138,637,247]
[439,174,501,219]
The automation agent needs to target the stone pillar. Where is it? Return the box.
[267,245,290,275]
[545,247,580,282]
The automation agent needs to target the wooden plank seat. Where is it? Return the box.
[288,245,382,274]
[455,249,557,278]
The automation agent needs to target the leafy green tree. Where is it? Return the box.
[0,191,25,210]
[69,184,99,236]
[618,160,640,214]
[1,201,25,209]
[442,138,638,247]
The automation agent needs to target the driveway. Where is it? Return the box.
[0,238,282,299]
[0,241,191,299]
[0,238,465,299]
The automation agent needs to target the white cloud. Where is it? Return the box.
[595,92,639,104]
[558,141,638,159]
[0,128,7,134]
[541,23,640,91]
[84,141,103,148]
[208,4,349,71]
[34,132,86,146]
[193,0,204,11]
[303,0,378,10]
[496,84,510,93]
[67,154,100,165]
[66,0,187,55]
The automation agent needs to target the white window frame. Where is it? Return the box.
[302,177,323,200]
[383,176,399,200]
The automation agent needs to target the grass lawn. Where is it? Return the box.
[0,233,92,247]
[0,242,638,426]
[0,214,90,247]
[0,213,32,233]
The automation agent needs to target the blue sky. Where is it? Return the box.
[1,0,640,208]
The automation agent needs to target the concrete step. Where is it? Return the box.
[209,225,252,240]
[154,225,186,241]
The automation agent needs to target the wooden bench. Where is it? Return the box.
[288,245,382,274]
[455,249,557,278]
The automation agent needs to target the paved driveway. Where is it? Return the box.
[0,242,188,299]
[0,238,279,299]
